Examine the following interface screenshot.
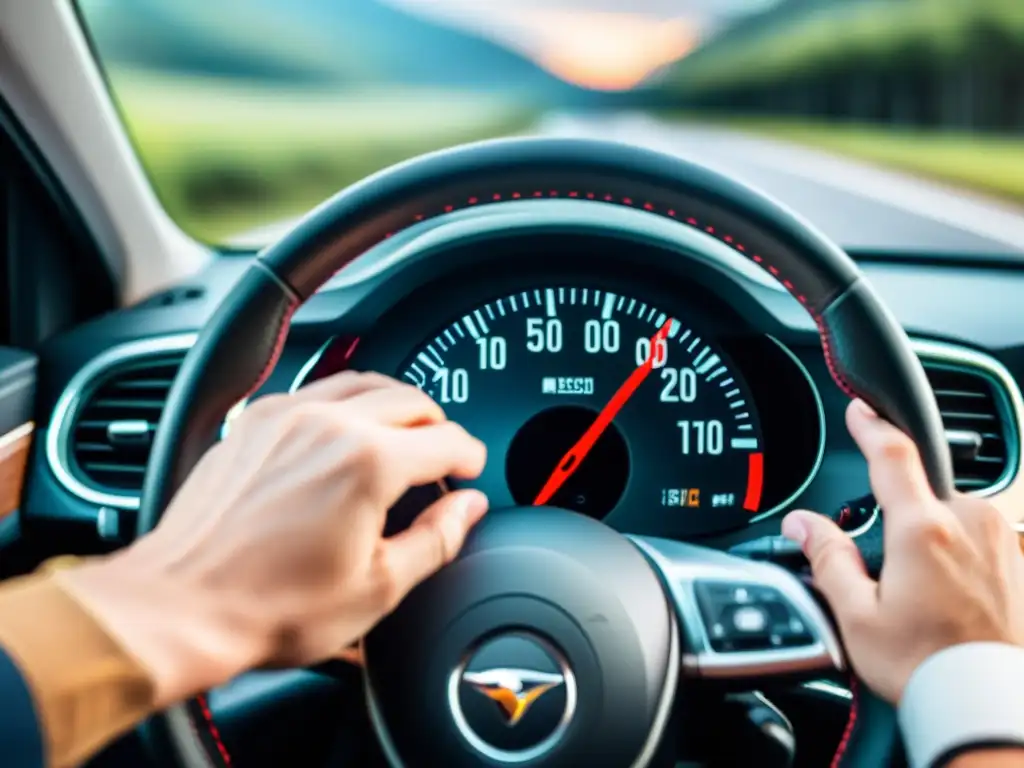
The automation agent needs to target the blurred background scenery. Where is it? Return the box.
[76,0,1024,247]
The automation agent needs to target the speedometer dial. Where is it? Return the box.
[398,285,766,534]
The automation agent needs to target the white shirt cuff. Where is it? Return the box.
[898,642,1024,768]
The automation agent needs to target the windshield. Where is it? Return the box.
[77,0,1024,249]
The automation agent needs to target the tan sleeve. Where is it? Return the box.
[0,557,155,768]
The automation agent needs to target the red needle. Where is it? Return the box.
[533,318,674,506]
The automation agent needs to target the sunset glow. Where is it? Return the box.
[515,12,699,91]
[391,1,702,91]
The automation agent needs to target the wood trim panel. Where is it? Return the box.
[0,423,33,520]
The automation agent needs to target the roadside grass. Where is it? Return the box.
[690,116,1024,205]
[107,71,535,244]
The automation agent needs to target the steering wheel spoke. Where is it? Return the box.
[631,535,844,682]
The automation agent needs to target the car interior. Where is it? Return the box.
[2,2,1024,767]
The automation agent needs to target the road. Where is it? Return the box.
[232,112,1024,256]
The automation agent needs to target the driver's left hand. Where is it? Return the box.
[59,372,489,708]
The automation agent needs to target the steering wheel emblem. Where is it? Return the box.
[449,633,577,762]
[463,668,565,726]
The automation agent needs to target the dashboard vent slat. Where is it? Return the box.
[921,362,1014,494]
[67,350,187,494]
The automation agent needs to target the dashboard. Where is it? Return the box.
[25,200,1024,552]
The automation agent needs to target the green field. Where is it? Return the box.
[698,116,1024,204]
[107,72,534,244]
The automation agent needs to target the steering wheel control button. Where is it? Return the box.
[450,633,575,762]
[731,605,768,633]
[694,580,816,653]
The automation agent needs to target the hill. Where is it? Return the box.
[79,0,591,100]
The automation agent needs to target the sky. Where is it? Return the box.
[391,0,783,90]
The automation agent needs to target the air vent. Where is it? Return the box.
[918,345,1022,495]
[68,353,184,493]
[47,334,196,509]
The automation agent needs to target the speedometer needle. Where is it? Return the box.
[533,318,674,506]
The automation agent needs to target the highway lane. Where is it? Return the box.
[231,112,1024,257]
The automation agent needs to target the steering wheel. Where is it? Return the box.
[135,138,954,768]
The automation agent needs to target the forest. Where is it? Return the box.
[667,0,1024,131]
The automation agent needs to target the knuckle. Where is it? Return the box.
[246,393,286,420]
[878,432,916,464]
[906,517,955,549]
[400,383,446,415]
[330,370,367,387]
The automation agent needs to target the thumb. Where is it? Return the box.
[782,510,876,619]
[380,489,489,599]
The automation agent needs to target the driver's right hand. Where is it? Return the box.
[783,398,1024,704]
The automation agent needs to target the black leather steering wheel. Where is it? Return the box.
[136,137,954,768]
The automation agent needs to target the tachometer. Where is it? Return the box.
[398,285,766,533]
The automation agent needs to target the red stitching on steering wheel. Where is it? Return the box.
[830,677,859,768]
[196,695,233,766]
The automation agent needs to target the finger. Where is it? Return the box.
[782,510,876,621]
[377,422,486,500]
[381,489,489,597]
[846,399,936,531]
[294,370,401,403]
[344,384,446,427]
